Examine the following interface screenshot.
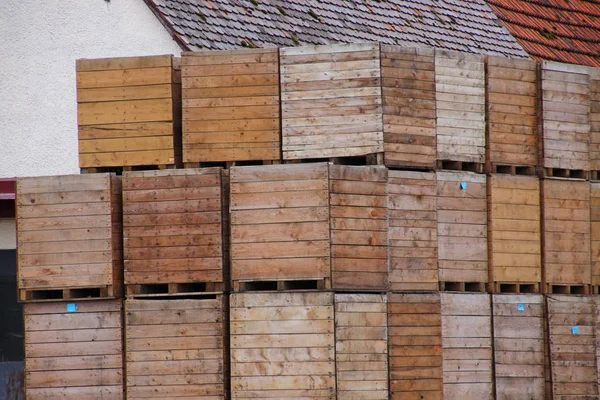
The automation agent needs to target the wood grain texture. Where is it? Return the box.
[24,300,123,400]
[590,67,600,172]
[591,182,600,288]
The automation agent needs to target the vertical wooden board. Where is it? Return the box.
[388,170,438,291]
[488,174,541,286]
[381,45,436,169]
[541,61,590,171]
[24,300,123,400]
[441,293,493,400]
[77,55,181,168]
[590,68,600,172]
[542,179,591,287]
[329,165,387,290]
[281,42,384,160]
[435,49,485,164]
[335,294,388,399]
[547,295,598,399]
[230,292,335,399]
[16,174,123,299]
[487,56,538,168]
[230,163,331,285]
[125,296,227,399]
[388,293,442,400]
[122,168,224,287]
[437,172,488,284]
[492,294,546,399]
[592,182,600,289]
[182,48,280,162]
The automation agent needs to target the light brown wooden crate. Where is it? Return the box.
[492,294,546,399]
[330,165,387,290]
[76,55,181,168]
[17,174,122,301]
[541,61,590,172]
[388,292,442,400]
[487,56,538,169]
[542,179,591,289]
[230,292,335,399]
[437,171,487,285]
[547,295,598,398]
[182,48,280,163]
[592,182,600,288]
[388,170,438,291]
[441,293,493,400]
[281,42,383,160]
[125,295,228,399]
[591,67,600,173]
[230,164,331,288]
[381,45,436,169]
[488,174,542,289]
[24,300,123,399]
[435,49,485,164]
[122,168,225,291]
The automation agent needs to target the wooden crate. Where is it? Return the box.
[388,170,438,291]
[388,293,442,400]
[24,300,123,399]
[542,178,591,293]
[280,42,383,160]
[381,45,436,169]
[541,61,590,174]
[486,56,538,172]
[488,174,542,293]
[437,172,487,289]
[329,165,387,290]
[441,293,493,400]
[435,49,485,165]
[230,163,330,290]
[181,49,280,163]
[125,295,227,399]
[122,168,225,295]
[590,68,600,176]
[547,295,598,399]
[230,292,335,399]
[76,55,181,169]
[17,174,122,301]
[335,294,388,399]
[592,182,600,291]
[492,294,546,399]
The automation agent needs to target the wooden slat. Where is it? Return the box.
[591,182,600,288]
[590,68,600,172]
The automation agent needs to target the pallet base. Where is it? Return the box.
[590,170,600,181]
[126,282,225,297]
[437,159,484,173]
[490,163,536,176]
[543,167,587,180]
[439,281,486,293]
[233,278,330,292]
[184,160,280,169]
[81,164,177,174]
[490,282,540,294]
[546,283,590,295]
[20,286,117,302]
[284,153,384,166]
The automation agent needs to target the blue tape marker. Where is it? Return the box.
[460,182,467,190]
[66,303,77,313]
[572,326,579,335]
[517,304,524,311]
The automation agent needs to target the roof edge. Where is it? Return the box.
[141,0,190,51]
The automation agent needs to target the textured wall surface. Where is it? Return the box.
[0,0,182,178]
[0,219,15,250]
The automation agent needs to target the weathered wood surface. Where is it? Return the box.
[492,294,546,399]
[77,55,181,168]
[125,296,227,399]
[488,174,541,288]
[435,50,485,164]
[381,45,436,169]
[230,292,335,399]
[547,295,598,399]
[281,43,383,160]
[590,68,600,173]
[122,168,224,288]
[441,293,493,400]
[330,165,387,290]
[230,163,331,286]
[592,183,600,289]
[24,300,123,399]
[17,174,122,300]
[487,56,538,169]
[388,293,442,400]
[542,179,591,288]
[541,61,590,171]
[335,294,388,399]
[437,171,488,284]
[388,170,438,291]
[182,49,280,163]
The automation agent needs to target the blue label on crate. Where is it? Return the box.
[572,326,579,335]
[460,182,467,190]
[66,303,77,313]
[517,304,524,311]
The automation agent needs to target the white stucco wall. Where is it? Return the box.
[0,0,182,178]
[0,219,16,250]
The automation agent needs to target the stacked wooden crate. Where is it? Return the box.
[76,55,181,170]
[181,49,280,164]
[590,67,600,178]
[592,183,600,292]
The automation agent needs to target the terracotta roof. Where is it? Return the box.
[487,0,600,67]
[143,0,529,58]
